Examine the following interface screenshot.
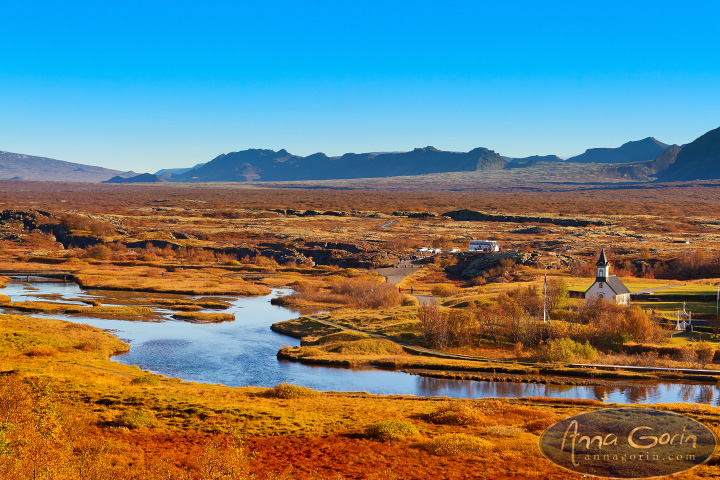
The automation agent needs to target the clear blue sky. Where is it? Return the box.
[2,0,719,172]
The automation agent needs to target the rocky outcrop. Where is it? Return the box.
[452,250,576,279]
[442,209,607,227]
[267,209,391,219]
[392,211,439,219]
[0,209,102,249]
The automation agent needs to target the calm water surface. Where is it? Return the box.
[3,280,720,405]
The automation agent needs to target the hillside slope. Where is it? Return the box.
[0,151,127,182]
[567,137,671,164]
[660,126,720,181]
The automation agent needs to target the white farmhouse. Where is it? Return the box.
[584,249,631,306]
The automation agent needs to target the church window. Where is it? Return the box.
[599,282,603,288]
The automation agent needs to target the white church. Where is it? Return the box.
[584,249,631,306]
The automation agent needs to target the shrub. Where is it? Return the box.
[696,343,716,367]
[401,294,419,306]
[365,420,418,441]
[534,338,598,363]
[424,434,491,456]
[24,347,58,357]
[0,294,10,305]
[117,409,158,429]
[82,245,112,260]
[297,346,325,357]
[483,425,523,437]
[74,341,100,352]
[264,383,319,399]
[428,402,482,426]
[417,303,450,349]
[331,278,401,309]
[130,375,161,386]
[330,339,404,356]
[431,284,459,297]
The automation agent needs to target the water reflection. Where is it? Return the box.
[1,280,719,405]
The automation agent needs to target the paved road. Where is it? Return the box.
[376,263,422,286]
[375,262,437,304]
[631,285,682,295]
[413,294,436,306]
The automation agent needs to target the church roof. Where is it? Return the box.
[596,249,609,266]
[606,275,631,295]
[583,275,631,296]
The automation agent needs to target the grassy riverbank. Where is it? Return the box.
[272,312,720,384]
[1,311,719,479]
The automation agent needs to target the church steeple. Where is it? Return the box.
[596,249,609,281]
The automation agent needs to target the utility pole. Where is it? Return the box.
[543,266,547,323]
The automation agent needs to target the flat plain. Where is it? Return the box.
[1,178,720,479]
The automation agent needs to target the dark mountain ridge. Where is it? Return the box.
[567,137,671,164]
[104,173,168,184]
[659,126,720,182]
[172,146,507,182]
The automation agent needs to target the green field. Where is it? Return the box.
[567,279,679,294]
[635,300,718,317]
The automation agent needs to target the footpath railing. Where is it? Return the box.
[0,270,75,281]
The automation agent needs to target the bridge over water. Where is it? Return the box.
[0,270,75,282]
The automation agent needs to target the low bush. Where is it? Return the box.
[424,434,491,456]
[117,410,158,429]
[264,382,319,399]
[331,278,401,309]
[431,284,459,297]
[329,338,404,356]
[534,338,598,363]
[0,294,10,304]
[297,346,325,357]
[401,294,419,306]
[24,347,58,357]
[365,420,418,441]
[696,342,715,367]
[428,402,482,426]
[74,341,100,352]
[130,375,161,386]
[483,425,523,437]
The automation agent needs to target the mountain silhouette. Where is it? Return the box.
[659,126,720,181]
[567,137,671,164]
[172,146,507,182]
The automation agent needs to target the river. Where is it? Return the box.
[2,279,720,405]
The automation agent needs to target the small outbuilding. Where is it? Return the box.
[584,249,631,306]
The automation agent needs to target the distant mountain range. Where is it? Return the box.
[565,137,672,164]
[6,125,720,184]
[165,146,507,183]
[0,151,128,183]
[154,163,206,179]
[105,173,169,184]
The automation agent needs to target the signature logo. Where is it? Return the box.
[539,407,716,478]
